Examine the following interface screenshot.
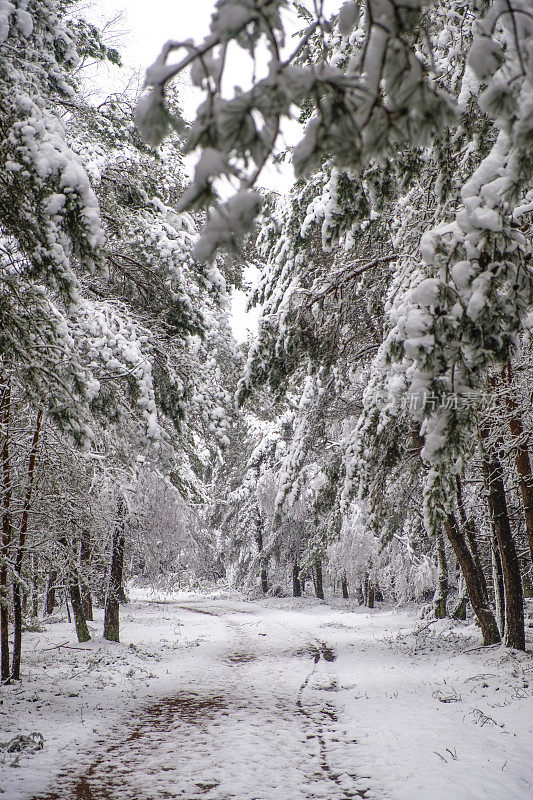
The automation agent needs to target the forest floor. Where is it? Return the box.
[0,590,532,800]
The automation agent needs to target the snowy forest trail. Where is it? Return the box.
[4,593,532,800]
[28,599,372,800]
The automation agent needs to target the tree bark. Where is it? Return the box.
[364,574,375,608]
[451,575,468,620]
[31,553,39,618]
[367,582,375,608]
[69,579,91,643]
[502,361,533,566]
[12,409,42,680]
[491,534,505,633]
[104,500,126,642]
[455,475,488,598]
[64,591,71,624]
[341,573,349,599]
[45,571,57,615]
[443,512,501,645]
[255,524,268,594]
[1,382,12,684]
[314,559,324,599]
[292,561,302,597]
[433,527,448,618]
[80,529,93,621]
[58,537,90,643]
[412,426,498,643]
[482,453,525,650]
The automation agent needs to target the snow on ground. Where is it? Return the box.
[0,590,532,800]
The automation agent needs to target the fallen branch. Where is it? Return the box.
[462,643,501,654]
[411,619,438,636]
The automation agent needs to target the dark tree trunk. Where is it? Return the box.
[64,591,72,624]
[455,475,488,598]
[45,571,57,615]
[115,500,127,605]
[11,579,23,680]
[104,501,126,642]
[260,564,268,595]
[31,553,39,618]
[433,527,448,618]
[315,559,324,600]
[451,595,468,620]
[443,512,501,645]
[12,409,42,680]
[255,525,268,594]
[491,534,505,633]
[364,574,375,608]
[502,362,533,567]
[1,382,12,684]
[292,561,302,597]
[451,575,468,620]
[58,537,90,643]
[69,579,91,643]
[482,454,525,650]
[341,574,349,599]
[367,582,375,609]
[80,529,93,621]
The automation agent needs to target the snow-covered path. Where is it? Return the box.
[2,592,532,800]
[30,599,370,800]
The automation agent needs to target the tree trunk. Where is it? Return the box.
[451,596,468,620]
[443,512,501,645]
[80,529,93,621]
[341,573,349,599]
[451,575,468,620]
[433,527,448,618]
[364,573,375,608]
[455,475,488,598]
[12,409,42,680]
[292,561,302,597]
[367,582,375,609]
[491,535,505,634]
[69,579,91,643]
[0,382,12,684]
[64,591,72,624]
[58,537,90,643]
[482,453,525,650]
[31,553,39,618]
[115,500,127,605]
[315,559,324,600]
[255,525,268,594]
[104,501,126,642]
[413,423,498,642]
[45,571,57,615]
[502,361,533,566]
[260,563,268,595]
